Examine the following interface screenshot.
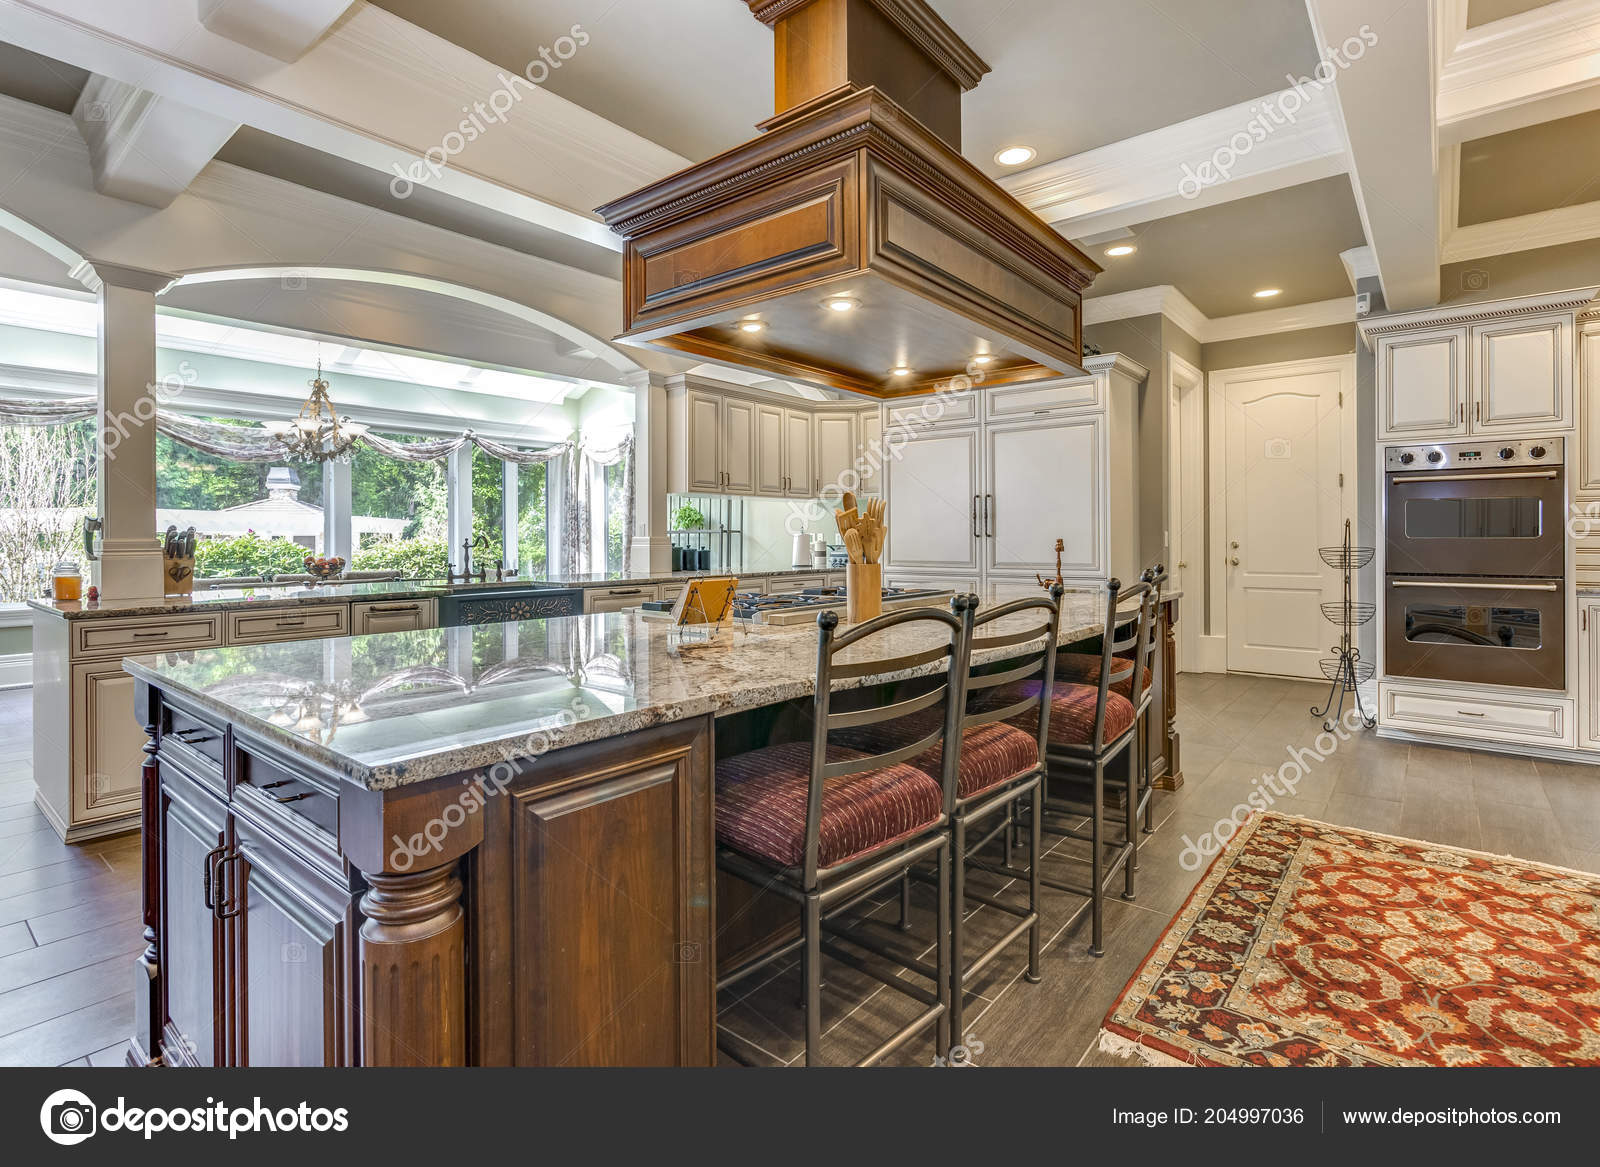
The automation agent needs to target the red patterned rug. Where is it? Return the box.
[1100,813,1600,1067]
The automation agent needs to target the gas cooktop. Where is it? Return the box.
[640,585,956,626]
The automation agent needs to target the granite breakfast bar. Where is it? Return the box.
[120,587,1180,1067]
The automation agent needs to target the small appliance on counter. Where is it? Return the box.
[810,534,829,570]
[792,531,811,569]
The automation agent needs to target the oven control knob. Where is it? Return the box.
[1530,445,1547,459]
[1426,450,1444,464]
[1498,447,1516,460]
[1398,452,1415,465]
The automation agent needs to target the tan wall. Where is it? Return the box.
[1439,237,1600,305]
[1202,323,1356,371]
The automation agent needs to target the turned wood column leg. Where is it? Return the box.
[129,698,160,1067]
[358,862,468,1066]
[1154,599,1183,793]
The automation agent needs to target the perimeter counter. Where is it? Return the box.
[120,589,1181,1067]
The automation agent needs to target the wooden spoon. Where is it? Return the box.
[843,528,864,564]
[842,490,857,514]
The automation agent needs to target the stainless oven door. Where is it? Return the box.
[1384,467,1564,578]
[1385,576,1564,691]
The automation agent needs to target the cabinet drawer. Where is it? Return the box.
[75,613,223,658]
[985,377,1100,419]
[583,585,660,614]
[226,605,348,644]
[886,391,977,430]
[778,574,828,593]
[1379,683,1574,747]
[738,575,770,595]
[163,705,227,790]
[351,598,436,635]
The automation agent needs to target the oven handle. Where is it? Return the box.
[1389,580,1559,591]
[1389,470,1559,483]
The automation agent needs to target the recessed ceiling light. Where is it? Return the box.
[823,295,859,313]
[994,145,1036,167]
[1253,287,1282,299]
[972,354,994,366]
[890,366,913,377]
[1104,244,1136,257]
[738,320,765,333]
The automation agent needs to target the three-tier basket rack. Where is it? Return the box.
[1312,518,1376,731]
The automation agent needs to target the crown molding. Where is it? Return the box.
[1083,351,1149,385]
[1084,284,1353,344]
[1000,85,1346,236]
[1339,246,1379,289]
[1358,285,1600,339]
[746,0,990,89]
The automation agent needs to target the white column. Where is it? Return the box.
[78,261,172,599]
[625,370,672,574]
[445,443,474,575]
[323,458,352,561]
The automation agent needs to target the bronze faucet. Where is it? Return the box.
[447,533,489,585]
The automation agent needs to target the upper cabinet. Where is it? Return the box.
[1578,322,1600,496]
[1368,293,1591,442]
[667,376,877,501]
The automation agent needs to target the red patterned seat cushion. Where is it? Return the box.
[914,721,1041,799]
[978,680,1136,748]
[715,742,943,870]
[1054,652,1150,700]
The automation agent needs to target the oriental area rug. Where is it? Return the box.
[1100,813,1600,1067]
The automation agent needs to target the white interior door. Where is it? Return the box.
[1169,356,1205,672]
[1221,360,1348,678]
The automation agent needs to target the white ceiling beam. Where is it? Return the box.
[1305,0,1439,310]
[0,0,689,253]
[71,75,238,208]
[1442,198,1600,263]
[197,0,355,63]
[1437,0,1600,145]
[1001,86,1348,237]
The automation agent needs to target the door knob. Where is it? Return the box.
[1177,561,1188,569]
[1230,557,1240,566]
[1230,541,1239,549]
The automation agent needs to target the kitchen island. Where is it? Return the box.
[120,586,1181,1067]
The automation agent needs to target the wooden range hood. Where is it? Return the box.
[595,0,1101,399]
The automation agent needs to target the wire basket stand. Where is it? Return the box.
[1311,518,1376,731]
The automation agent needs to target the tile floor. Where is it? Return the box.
[1,674,1597,1067]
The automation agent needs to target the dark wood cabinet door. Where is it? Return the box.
[231,816,358,1066]
[495,719,714,1066]
[157,763,227,1067]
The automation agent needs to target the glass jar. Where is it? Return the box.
[52,561,83,602]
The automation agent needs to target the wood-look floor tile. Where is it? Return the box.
[0,921,142,995]
[27,890,142,947]
[0,955,135,1040]
[86,1041,130,1067]
[0,921,33,960]
[0,994,134,1067]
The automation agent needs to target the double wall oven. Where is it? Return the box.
[1384,437,1566,691]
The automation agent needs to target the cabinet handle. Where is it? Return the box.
[1476,401,1481,424]
[1459,403,1465,424]
[367,604,420,614]
[202,844,226,910]
[608,588,643,596]
[1456,709,1487,717]
[985,494,993,537]
[131,630,169,639]
[173,727,215,745]
[972,495,979,539]
[214,851,244,919]
[274,619,306,627]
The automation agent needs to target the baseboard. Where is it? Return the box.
[0,653,31,690]
[33,788,139,843]
[1193,635,1227,673]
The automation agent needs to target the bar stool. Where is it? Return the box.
[844,588,1064,1048]
[1052,565,1166,863]
[1011,577,1155,956]
[713,600,975,1066]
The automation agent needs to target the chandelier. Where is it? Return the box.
[265,359,367,463]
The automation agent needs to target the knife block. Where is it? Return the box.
[845,562,881,623]
[163,556,196,597]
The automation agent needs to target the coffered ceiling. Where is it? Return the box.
[1458,108,1600,225]
[1467,0,1559,25]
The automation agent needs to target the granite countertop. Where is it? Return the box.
[29,566,844,621]
[123,584,1140,791]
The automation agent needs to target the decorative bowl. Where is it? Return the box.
[304,555,345,582]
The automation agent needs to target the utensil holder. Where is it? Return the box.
[845,562,881,623]
[163,556,196,597]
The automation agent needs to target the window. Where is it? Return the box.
[603,460,628,574]
[348,434,448,578]
[157,420,326,578]
[471,446,505,568]
[0,421,96,603]
[516,459,550,577]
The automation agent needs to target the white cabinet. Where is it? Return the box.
[814,411,856,499]
[1472,313,1572,432]
[583,583,661,613]
[881,353,1143,591]
[984,414,1106,578]
[70,660,146,827]
[856,407,883,493]
[1576,324,1600,495]
[784,409,813,497]
[1372,305,1578,441]
[351,598,436,635]
[1379,681,1575,749]
[883,427,981,573]
[683,389,723,492]
[1581,599,1600,752]
[721,397,756,494]
[1377,326,1468,439]
[755,404,786,496]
